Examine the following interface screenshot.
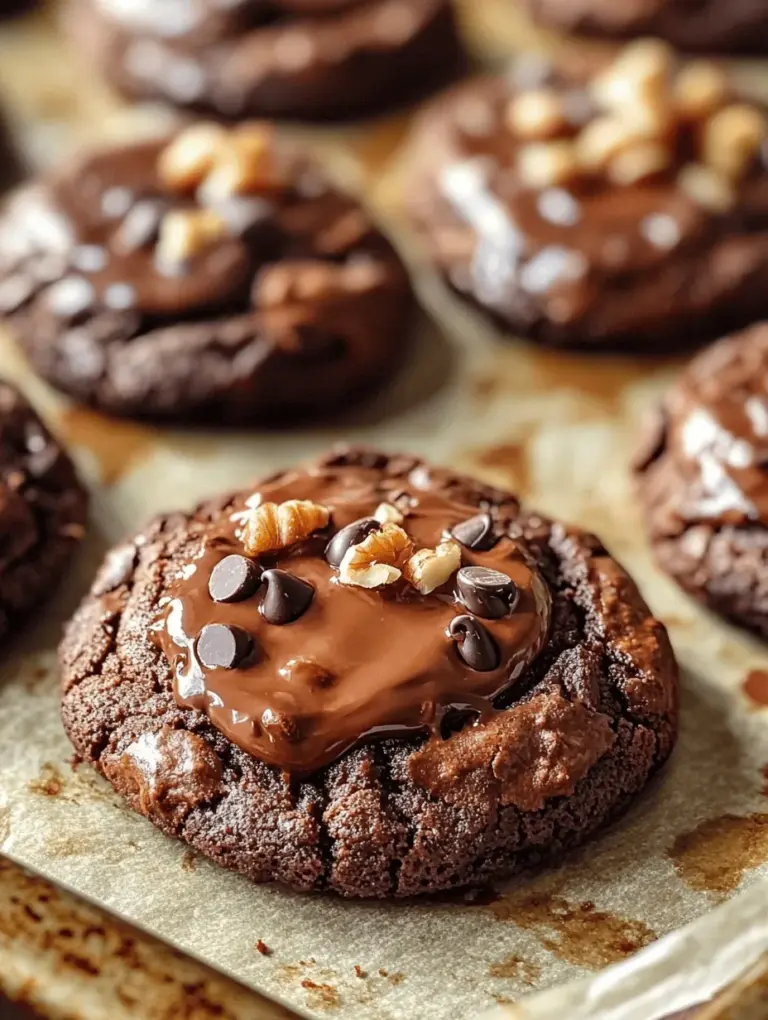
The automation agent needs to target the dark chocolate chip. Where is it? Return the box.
[114,198,167,253]
[197,623,253,669]
[261,569,314,625]
[208,554,261,604]
[325,517,380,568]
[449,615,500,672]
[456,566,519,620]
[451,513,498,551]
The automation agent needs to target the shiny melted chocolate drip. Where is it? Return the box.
[155,467,552,774]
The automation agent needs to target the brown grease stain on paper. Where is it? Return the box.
[488,954,541,985]
[743,670,768,708]
[489,893,656,969]
[669,814,768,894]
[58,405,155,485]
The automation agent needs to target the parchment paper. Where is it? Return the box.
[1,4,768,1020]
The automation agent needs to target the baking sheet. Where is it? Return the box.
[1,3,768,1020]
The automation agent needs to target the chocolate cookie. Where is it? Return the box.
[407,43,768,351]
[65,0,463,121]
[0,123,412,423]
[0,382,87,646]
[636,323,768,638]
[522,0,768,55]
[60,448,677,897]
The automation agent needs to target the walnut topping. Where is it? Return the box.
[403,540,462,595]
[158,122,278,200]
[677,163,735,212]
[702,104,768,181]
[518,141,579,189]
[155,209,227,268]
[506,89,566,141]
[239,500,330,556]
[158,123,227,193]
[338,523,412,589]
[373,502,404,525]
[507,42,766,197]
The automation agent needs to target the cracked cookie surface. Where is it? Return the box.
[60,448,677,898]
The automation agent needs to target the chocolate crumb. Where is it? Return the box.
[354,965,365,978]
[256,939,271,956]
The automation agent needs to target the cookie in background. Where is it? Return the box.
[407,41,768,352]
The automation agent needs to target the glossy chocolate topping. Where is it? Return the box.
[640,324,768,530]
[408,57,768,346]
[155,465,552,773]
[0,132,377,320]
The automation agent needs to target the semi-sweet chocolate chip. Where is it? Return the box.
[196,623,253,669]
[260,569,314,625]
[325,517,380,568]
[456,566,519,619]
[208,553,261,604]
[448,614,500,671]
[451,512,498,551]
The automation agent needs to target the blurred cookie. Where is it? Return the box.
[61,447,677,897]
[0,123,413,423]
[65,0,464,120]
[523,0,768,54]
[636,322,768,637]
[407,43,768,351]
[0,382,87,645]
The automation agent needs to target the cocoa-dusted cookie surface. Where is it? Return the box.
[0,382,87,645]
[636,323,768,638]
[407,43,768,351]
[0,123,412,423]
[65,0,463,121]
[61,448,677,898]
[523,0,768,54]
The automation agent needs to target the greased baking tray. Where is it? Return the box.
[1,3,768,1020]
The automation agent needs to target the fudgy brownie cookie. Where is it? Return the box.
[0,382,87,646]
[65,0,463,121]
[0,123,413,423]
[636,323,768,638]
[522,0,768,55]
[61,448,677,897]
[407,42,768,351]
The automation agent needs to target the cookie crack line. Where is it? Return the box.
[60,448,678,897]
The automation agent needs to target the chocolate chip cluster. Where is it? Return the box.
[195,498,522,676]
[508,40,767,211]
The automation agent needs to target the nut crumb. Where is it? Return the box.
[354,965,365,978]
[240,500,330,555]
[256,939,272,956]
[374,501,404,525]
[404,540,462,594]
[338,523,412,588]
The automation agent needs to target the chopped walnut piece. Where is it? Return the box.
[590,38,674,112]
[374,502,404,525]
[506,88,566,141]
[674,61,728,120]
[240,500,330,556]
[155,209,227,268]
[198,126,277,204]
[403,540,462,595]
[158,123,227,193]
[338,523,412,589]
[607,142,671,186]
[677,163,735,212]
[518,141,579,189]
[702,104,767,181]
